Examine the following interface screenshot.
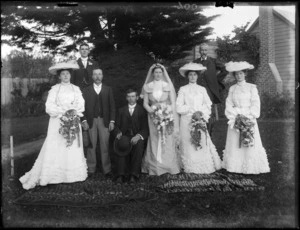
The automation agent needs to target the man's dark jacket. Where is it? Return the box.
[71,58,99,90]
[194,56,228,104]
[81,84,116,128]
[114,104,149,140]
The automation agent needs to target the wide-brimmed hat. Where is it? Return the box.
[49,60,79,75]
[225,61,254,72]
[179,63,207,77]
[223,61,254,83]
[114,135,132,157]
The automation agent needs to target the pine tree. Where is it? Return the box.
[2,2,218,61]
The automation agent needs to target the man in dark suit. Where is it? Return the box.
[81,68,116,177]
[193,43,228,136]
[71,43,100,90]
[113,89,148,184]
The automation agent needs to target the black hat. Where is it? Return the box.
[114,135,132,157]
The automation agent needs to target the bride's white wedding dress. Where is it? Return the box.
[19,83,88,190]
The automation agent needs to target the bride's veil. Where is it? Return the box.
[140,64,180,148]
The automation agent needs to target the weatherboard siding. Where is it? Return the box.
[274,14,295,95]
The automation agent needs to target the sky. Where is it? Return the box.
[1,4,296,58]
[201,5,259,39]
[201,5,296,40]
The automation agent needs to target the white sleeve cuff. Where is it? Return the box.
[137,134,144,140]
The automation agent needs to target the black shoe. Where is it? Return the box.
[105,172,113,179]
[129,175,138,184]
[115,176,124,185]
[88,172,95,177]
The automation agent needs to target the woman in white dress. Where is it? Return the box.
[19,61,88,190]
[141,63,181,175]
[222,61,270,174]
[176,63,222,174]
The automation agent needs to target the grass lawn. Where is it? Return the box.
[1,115,49,147]
[1,120,297,228]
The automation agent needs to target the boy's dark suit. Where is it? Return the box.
[81,84,116,174]
[114,104,148,177]
[71,58,99,90]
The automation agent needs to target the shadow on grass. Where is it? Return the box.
[2,120,297,228]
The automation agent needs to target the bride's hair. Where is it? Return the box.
[152,64,164,73]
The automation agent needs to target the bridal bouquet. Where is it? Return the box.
[59,109,81,147]
[234,114,255,148]
[189,111,207,150]
[150,103,174,144]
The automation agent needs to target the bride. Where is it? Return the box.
[19,61,88,190]
[141,63,181,176]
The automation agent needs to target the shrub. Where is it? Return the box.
[1,50,53,79]
[2,82,52,118]
[260,92,295,119]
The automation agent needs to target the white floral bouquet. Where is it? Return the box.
[150,103,174,144]
[234,114,255,148]
[189,111,207,150]
[59,109,81,147]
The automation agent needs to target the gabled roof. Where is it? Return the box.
[247,8,295,33]
[273,8,295,28]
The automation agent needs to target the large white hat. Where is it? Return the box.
[225,61,254,72]
[49,60,80,75]
[179,62,207,77]
[223,61,254,84]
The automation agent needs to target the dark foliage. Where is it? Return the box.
[1,82,52,118]
[1,2,218,61]
[260,92,295,119]
[1,51,53,79]
[216,22,260,68]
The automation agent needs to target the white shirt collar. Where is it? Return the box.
[81,57,88,62]
[237,80,246,87]
[200,56,207,61]
[188,82,198,86]
[93,83,102,88]
[129,103,137,109]
[61,82,71,86]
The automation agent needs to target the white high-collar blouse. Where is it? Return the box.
[176,83,212,122]
[225,80,261,128]
[45,83,85,118]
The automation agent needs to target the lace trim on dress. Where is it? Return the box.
[144,81,170,93]
[180,139,222,174]
[19,163,88,190]
[222,148,270,174]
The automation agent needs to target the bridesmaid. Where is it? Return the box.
[176,63,222,174]
[222,61,270,174]
[141,63,181,176]
[19,61,88,190]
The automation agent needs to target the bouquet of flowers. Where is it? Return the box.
[234,114,255,148]
[150,103,174,144]
[189,111,207,150]
[59,109,81,147]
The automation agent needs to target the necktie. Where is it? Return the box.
[129,108,134,116]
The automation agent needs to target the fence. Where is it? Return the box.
[1,77,49,105]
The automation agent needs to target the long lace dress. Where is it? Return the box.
[19,82,88,190]
[222,80,270,174]
[141,81,181,175]
[176,83,222,174]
